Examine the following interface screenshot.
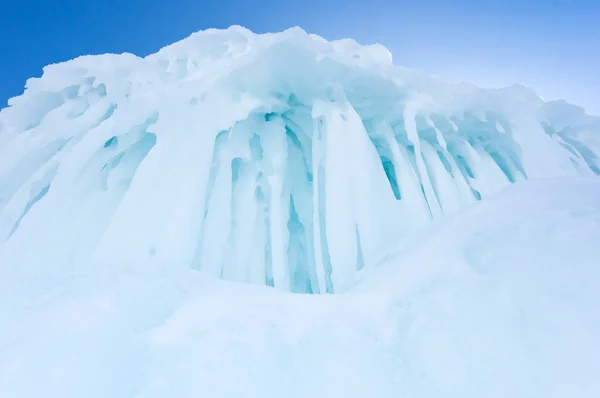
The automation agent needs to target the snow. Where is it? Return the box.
[1,177,599,397]
[0,25,600,396]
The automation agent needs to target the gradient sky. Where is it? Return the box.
[1,0,599,114]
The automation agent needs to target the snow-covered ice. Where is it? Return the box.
[0,26,600,397]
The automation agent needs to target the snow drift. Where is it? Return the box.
[1,177,599,397]
[1,26,598,293]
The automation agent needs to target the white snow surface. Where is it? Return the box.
[1,177,599,397]
[1,26,600,396]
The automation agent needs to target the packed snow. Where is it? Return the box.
[0,26,600,397]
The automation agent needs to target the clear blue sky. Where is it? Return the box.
[1,0,599,114]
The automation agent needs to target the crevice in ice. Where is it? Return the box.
[284,126,309,162]
[488,151,518,183]
[231,157,243,183]
[415,115,439,143]
[451,113,528,183]
[366,132,403,201]
[261,187,275,287]
[508,152,528,179]
[282,117,312,176]
[454,153,475,179]
[21,91,65,131]
[403,144,418,173]
[62,85,81,100]
[104,136,119,148]
[7,165,58,240]
[447,142,484,203]
[317,161,334,294]
[99,132,156,192]
[309,115,334,294]
[66,83,107,119]
[399,140,436,217]
[264,112,279,122]
[195,129,230,262]
[558,142,580,159]
[249,134,263,160]
[471,188,482,201]
[94,103,118,129]
[222,154,253,281]
[67,130,157,265]
[99,153,126,191]
[282,110,319,292]
[0,138,70,211]
[560,135,600,174]
[541,121,554,136]
[287,195,312,293]
[420,148,444,212]
[380,156,401,200]
[7,186,49,238]
[355,225,365,271]
[569,157,581,172]
[436,150,453,175]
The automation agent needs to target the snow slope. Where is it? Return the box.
[1,177,599,398]
[0,26,599,293]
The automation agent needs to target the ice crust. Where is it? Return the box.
[0,26,599,294]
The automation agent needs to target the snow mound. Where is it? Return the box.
[1,177,599,397]
[0,26,599,294]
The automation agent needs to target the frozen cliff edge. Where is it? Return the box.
[0,25,599,293]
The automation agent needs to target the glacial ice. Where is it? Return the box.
[1,26,598,294]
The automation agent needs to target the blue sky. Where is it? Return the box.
[1,0,599,114]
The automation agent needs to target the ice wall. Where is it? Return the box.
[0,26,598,293]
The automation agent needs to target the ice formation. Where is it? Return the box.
[2,25,600,398]
[0,26,599,295]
